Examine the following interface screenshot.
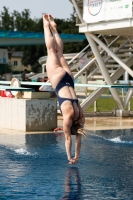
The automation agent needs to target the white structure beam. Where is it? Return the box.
[85,33,123,109]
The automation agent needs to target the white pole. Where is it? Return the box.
[71,0,84,23]
[124,71,129,81]
[128,101,130,111]
[123,88,133,109]
[42,64,45,73]
[94,101,97,112]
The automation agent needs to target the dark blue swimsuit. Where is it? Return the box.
[55,72,80,118]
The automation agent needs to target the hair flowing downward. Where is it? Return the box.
[71,122,86,137]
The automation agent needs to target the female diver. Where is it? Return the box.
[43,14,86,164]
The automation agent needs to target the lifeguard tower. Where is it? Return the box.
[68,0,133,117]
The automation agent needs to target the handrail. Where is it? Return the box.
[68,34,102,67]
[74,35,120,80]
[68,44,90,65]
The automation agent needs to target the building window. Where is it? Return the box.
[14,60,18,66]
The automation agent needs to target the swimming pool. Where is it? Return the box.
[0,129,133,200]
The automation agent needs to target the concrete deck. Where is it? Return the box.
[0,114,133,135]
[57,115,133,131]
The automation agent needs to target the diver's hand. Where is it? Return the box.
[68,158,78,165]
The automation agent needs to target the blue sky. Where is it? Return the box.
[0,0,73,19]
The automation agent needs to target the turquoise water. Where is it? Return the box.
[0,129,133,199]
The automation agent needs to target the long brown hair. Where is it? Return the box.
[71,122,86,137]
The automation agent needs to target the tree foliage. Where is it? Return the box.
[0,63,12,75]
[0,7,88,73]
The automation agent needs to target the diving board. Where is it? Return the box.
[0,85,34,91]
[74,84,133,88]
[0,81,133,88]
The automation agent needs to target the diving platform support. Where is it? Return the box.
[70,0,133,117]
[0,97,57,132]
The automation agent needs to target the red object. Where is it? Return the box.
[54,127,63,132]
[54,127,63,136]
[1,90,14,98]
[1,91,6,97]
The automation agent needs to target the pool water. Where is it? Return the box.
[0,129,133,200]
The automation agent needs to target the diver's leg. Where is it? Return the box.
[48,15,71,71]
[43,14,60,71]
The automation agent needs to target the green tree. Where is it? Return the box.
[21,45,45,73]
[13,9,36,31]
[0,6,14,30]
[0,6,88,73]
[0,63,12,75]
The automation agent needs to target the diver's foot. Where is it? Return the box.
[48,14,57,29]
[43,14,50,27]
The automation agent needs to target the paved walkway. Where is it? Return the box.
[57,115,133,131]
[0,114,133,135]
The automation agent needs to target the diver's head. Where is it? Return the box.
[71,121,86,137]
